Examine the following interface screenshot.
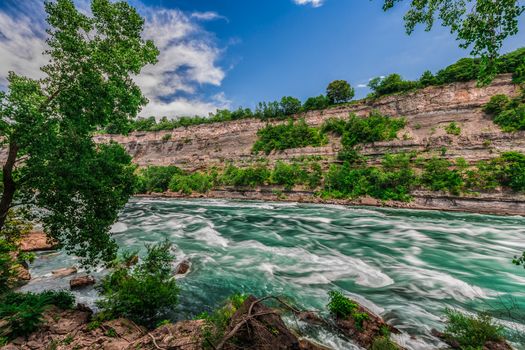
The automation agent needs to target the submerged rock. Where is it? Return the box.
[69,275,95,289]
[52,267,77,278]
[175,260,191,275]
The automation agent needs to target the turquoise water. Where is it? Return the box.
[22,198,525,349]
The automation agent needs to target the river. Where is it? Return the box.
[21,198,525,349]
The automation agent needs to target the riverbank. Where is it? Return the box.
[137,188,525,217]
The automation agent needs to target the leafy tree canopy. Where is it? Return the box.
[326,80,355,104]
[382,0,525,82]
[0,0,158,266]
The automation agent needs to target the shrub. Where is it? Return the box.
[368,74,419,97]
[96,241,179,328]
[443,309,504,349]
[326,80,355,104]
[371,337,400,350]
[303,95,330,111]
[327,290,357,319]
[322,111,406,150]
[197,293,249,348]
[221,164,271,187]
[420,158,464,195]
[161,134,171,142]
[493,104,525,131]
[169,172,213,194]
[484,95,511,116]
[271,162,303,190]
[252,119,328,154]
[280,96,302,116]
[491,152,525,192]
[445,122,461,136]
[0,291,75,339]
[135,166,183,193]
[419,70,438,87]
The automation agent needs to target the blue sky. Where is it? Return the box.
[0,0,524,118]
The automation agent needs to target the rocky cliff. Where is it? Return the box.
[100,74,525,215]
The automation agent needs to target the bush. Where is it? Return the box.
[135,166,183,193]
[197,293,248,348]
[303,95,330,111]
[484,95,511,115]
[327,290,357,319]
[169,172,213,194]
[280,96,302,116]
[420,158,464,195]
[326,80,355,104]
[445,122,461,135]
[322,111,406,149]
[0,291,74,339]
[221,164,271,187]
[491,151,525,192]
[368,74,419,97]
[252,119,328,154]
[96,241,179,328]
[443,309,504,349]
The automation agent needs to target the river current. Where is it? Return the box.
[21,198,525,349]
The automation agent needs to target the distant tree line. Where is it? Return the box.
[104,47,525,135]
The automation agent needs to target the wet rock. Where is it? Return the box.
[334,300,403,350]
[0,345,19,350]
[51,267,77,277]
[19,231,57,252]
[222,295,327,350]
[70,275,95,289]
[298,311,325,326]
[175,260,191,275]
[13,265,31,285]
[431,329,512,350]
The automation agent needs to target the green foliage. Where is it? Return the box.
[445,122,461,135]
[490,151,525,192]
[484,95,512,115]
[420,158,464,195]
[0,291,74,339]
[382,1,525,80]
[135,166,182,193]
[96,241,179,328]
[443,309,504,349]
[279,96,302,116]
[484,92,525,132]
[324,153,417,202]
[371,336,400,350]
[161,134,171,142]
[252,119,328,154]
[327,290,358,319]
[322,112,406,149]
[352,312,370,331]
[221,164,271,187]
[197,293,248,348]
[0,0,158,266]
[169,172,214,194]
[326,80,355,104]
[368,74,419,97]
[303,95,330,111]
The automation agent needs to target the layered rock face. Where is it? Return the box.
[95,75,525,215]
[95,74,523,170]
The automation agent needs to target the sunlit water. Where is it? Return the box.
[21,198,525,349]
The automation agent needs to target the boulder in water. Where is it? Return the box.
[70,275,95,289]
[175,260,191,275]
[19,231,57,252]
[52,267,77,277]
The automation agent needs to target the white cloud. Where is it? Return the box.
[357,84,368,88]
[293,0,324,8]
[0,0,229,118]
[191,11,228,22]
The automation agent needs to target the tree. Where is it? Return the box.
[326,80,355,104]
[280,96,302,116]
[382,0,525,82]
[0,0,159,266]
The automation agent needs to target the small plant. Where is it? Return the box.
[483,140,492,148]
[0,290,75,340]
[445,122,461,135]
[161,134,171,142]
[156,319,171,328]
[414,123,422,130]
[327,290,358,319]
[371,336,400,350]
[105,327,117,338]
[62,335,74,345]
[87,320,101,331]
[352,312,370,331]
[96,240,180,328]
[443,309,504,349]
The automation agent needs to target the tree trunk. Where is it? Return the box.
[0,142,18,231]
